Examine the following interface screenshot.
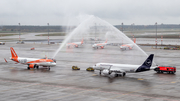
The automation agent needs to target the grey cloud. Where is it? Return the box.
[0,0,180,25]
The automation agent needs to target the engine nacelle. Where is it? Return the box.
[102,69,111,75]
[29,64,35,68]
[101,46,104,49]
[75,45,78,48]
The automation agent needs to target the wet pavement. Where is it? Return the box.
[0,41,180,101]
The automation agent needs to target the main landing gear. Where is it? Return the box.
[27,64,50,70]
[34,65,39,69]
[114,72,126,77]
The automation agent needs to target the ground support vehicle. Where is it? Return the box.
[154,66,176,74]
[86,67,94,71]
[0,42,5,45]
[72,66,80,70]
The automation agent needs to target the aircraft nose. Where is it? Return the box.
[52,62,56,66]
[92,65,97,69]
[92,45,96,47]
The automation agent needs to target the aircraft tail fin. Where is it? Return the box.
[105,39,107,43]
[81,38,84,44]
[10,47,18,58]
[136,54,154,72]
[133,38,136,43]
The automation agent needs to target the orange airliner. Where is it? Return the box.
[120,38,136,51]
[66,39,83,48]
[10,47,56,70]
[92,39,108,49]
[120,44,133,51]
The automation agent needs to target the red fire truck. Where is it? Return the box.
[154,66,176,74]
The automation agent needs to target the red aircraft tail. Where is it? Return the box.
[81,38,84,44]
[10,47,18,58]
[105,39,108,43]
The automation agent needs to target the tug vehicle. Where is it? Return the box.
[86,67,94,71]
[0,42,5,45]
[16,41,24,44]
[72,66,80,70]
[154,66,176,74]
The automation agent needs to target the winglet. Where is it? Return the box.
[136,54,154,72]
[4,58,8,63]
[10,47,18,58]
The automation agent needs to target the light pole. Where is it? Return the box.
[19,23,20,42]
[121,23,123,32]
[155,22,157,49]
[132,23,134,39]
[179,24,180,42]
[47,23,49,45]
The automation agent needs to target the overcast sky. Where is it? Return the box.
[0,0,180,25]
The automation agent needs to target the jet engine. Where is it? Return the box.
[75,45,78,48]
[29,64,35,68]
[102,69,111,75]
[101,46,104,49]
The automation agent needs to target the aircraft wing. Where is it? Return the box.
[109,66,126,73]
[110,68,126,73]
[67,43,79,48]
[67,43,77,45]
[97,44,103,47]
[97,43,107,47]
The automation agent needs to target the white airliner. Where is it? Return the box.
[9,47,56,70]
[92,40,107,49]
[120,44,133,51]
[93,54,154,76]
[66,39,83,48]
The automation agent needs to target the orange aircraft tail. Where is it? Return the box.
[10,47,18,58]
[81,38,84,44]
[105,39,108,43]
[133,38,136,43]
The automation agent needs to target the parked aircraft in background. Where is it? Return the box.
[9,47,56,70]
[92,40,107,49]
[67,39,83,48]
[93,54,154,77]
[120,44,133,51]
[89,37,101,41]
[120,38,136,51]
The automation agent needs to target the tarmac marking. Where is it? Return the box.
[0,80,39,92]
[0,79,179,101]
[137,78,144,80]
[168,60,172,62]
[101,79,180,101]
[92,74,98,76]
[42,84,113,101]
[0,79,114,101]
